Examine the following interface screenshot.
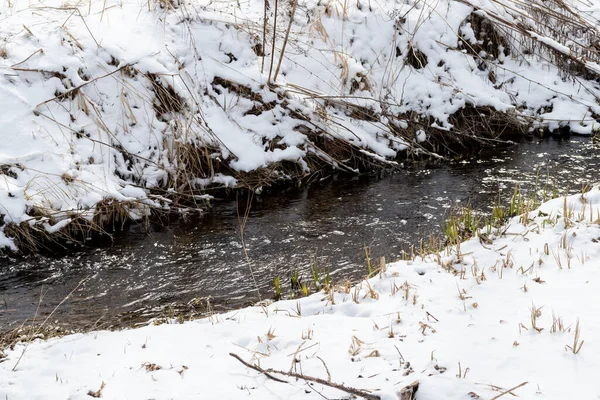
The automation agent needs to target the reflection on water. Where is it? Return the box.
[1,137,599,330]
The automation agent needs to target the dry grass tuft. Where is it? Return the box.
[0,324,75,361]
[142,362,162,372]
[566,319,584,354]
[87,381,105,398]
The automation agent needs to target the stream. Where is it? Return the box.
[1,136,599,331]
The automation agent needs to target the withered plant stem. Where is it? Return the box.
[267,0,278,83]
[273,0,298,82]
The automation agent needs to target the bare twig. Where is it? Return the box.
[316,356,331,382]
[10,48,43,68]
[273,0,298,82]
[261,0,268,73]
[267,0,278,83]
[237,192,261,301]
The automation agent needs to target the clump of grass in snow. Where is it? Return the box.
[441,176,565,255]
[273,251,335,300]
[0,324,76,361]
[456,362,470,379]
[550,311,565,333]
[530,304,544,332]
[348,335,364,356]
[309,251,323,290]
[290,269,301,298]
[566,319,584,354]
[273,276,281,301]
[444,203,481,244]
[364,244,374,278]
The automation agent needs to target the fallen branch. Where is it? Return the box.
[229,352,381,399]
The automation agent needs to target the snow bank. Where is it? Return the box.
[1,185,600,399]
[2,0,600,249]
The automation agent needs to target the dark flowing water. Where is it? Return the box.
[1,137,599,331]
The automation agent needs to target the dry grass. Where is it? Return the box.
[2,198,153,254]
[566,319,584,354]
[0,325,75,361]
[529,304,544,332]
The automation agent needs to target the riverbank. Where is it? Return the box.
[2,0,600,252]
[2,185,599,399]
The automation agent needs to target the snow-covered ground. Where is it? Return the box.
[1,186,599,399]
[2,0,600,250]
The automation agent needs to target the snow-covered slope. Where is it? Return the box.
[2,185,600,399]
[2,0,600,250]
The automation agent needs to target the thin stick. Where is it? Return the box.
[261,0,268,73]
[489,382,529,400]
[267,0,278,83]
[237,192,261,301]
[77,10,100,47]
[315,356,331,382]
[13,278,88,371]
[229,353,381,400]
[10,48,43,68]
[273,0,298,82]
